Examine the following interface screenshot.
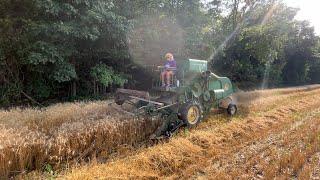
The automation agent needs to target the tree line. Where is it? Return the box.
[0,0,319,106]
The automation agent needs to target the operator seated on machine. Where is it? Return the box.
[160,53,177,87]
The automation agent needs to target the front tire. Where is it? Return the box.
[179,102,203,127]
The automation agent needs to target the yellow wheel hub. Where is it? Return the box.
[187,106,199,124]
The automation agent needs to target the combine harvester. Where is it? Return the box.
[114,59,237,139]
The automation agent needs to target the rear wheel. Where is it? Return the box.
[179,102,203,127]
[227,104,237,116]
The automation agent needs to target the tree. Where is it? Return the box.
[90,63,127,95]
[1,0,320,106]
[282,21,317,85]
[307,37,320,83]
[0,0,130,104]
[211,2,294,88]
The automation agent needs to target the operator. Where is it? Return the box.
[161,53,177,87]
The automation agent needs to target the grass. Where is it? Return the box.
[1,84,320,178]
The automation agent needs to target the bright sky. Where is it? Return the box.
[284,0,320,35]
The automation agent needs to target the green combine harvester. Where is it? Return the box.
[114,59,237,138]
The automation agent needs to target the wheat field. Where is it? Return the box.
[0,101,162,177]
[1,85,320,179]
[57,85,320,179]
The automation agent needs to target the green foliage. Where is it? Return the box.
[90,63,127,87]
[0,82,22,106]
[26,77,51,99]
[307,38,320,83]
[113,73,128,87]
[90,64,114,86]
[211,1,319,88]
[43,163,57,178]
[0,49,4,60]
[213,23,287,87]
[0,0,131,105]
[282,21,317,85]
[27,41,64,65]
[52,62,77,83]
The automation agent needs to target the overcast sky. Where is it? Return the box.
[283,0,320,35]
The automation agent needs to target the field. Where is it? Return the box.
[1,85,320,179]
